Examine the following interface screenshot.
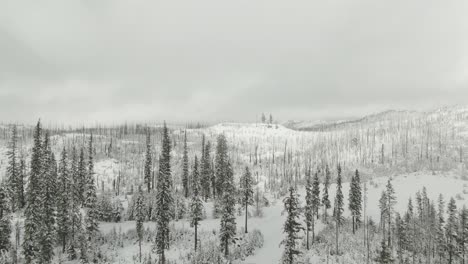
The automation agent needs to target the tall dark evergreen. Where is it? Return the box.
[312,171,321,220]
[182,130,189,198]
[349,169,362,234]
[6,125,21,211]
[154,122,173,264]
[446,197,458,264]
[239,166,254,233]
[459,205,468,264]
[333,164,344,254]
[135,187,145,263]
[385,178,396,247]
[0,183,11,252]
[23,121,43,263]
[190,156,204,251]
[77,148,87,205]
[144,128,152,193]
[39,131,57,263]
[322,165,331,221]
[219,160,236,258]
[84,134,99,261]
[68,146,83,260]
[281,187,303,264]
[201,139,212,201]
[215,134,228,198]
[304,169,313,250]
[57,148,71,253]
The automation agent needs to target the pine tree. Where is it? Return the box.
[23,121,43,263]
[201,140,212,201]
[17,156,25,210]
[281,187,303,264]
[144,127,152,193]
[135,187,145,263]
[239,166,254,233]
[154,122,173,264]
[84,134,99,261]
[322,165,331,222]
[349,169,362,234]
[68,146,83,260]
[182,130,189,198]
[39,131,57,263]
[6,125,20,212]
[0,183,11,252]
[219,160,236,258]
[446,197,458,264]
[386,178,396,248]
[190,156,204,251]
[375,239,394,263]
[436,194,446,263]
[57,147,71,253]
[333,164,344,254]
[459,205,468,264]
[312,171,321,220]
[304,169,313,250]
[215,134,228,198]
[77,148,87,206]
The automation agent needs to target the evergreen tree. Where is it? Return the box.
[459,205,468,264]
[312,171,321,220]
[135,187,145,263]
[349,169,362,234]
[436,194,446,263]
[17,156,25,210]
[57,148,70,253]
[322,165,331,221]
[144,127,152,193]
[446,197,458,264]
[375,239,394,263]
[182,130,189,198]
[77,148,87,206]
[39,131,57,263]
[201,140,212,201]
[6,125,20,212]
[333,164,344,254]
[68,146,83,260]
[304,169,313,250]
[280,187,303,264]
[219,160,236,258]
[215,134,228,198]
[84,134,99,261]
[190,156,204,251]
[23,121,43,263]
[239,166,254,233]
[386,178,396,248]
[0,183,11,252]
[154,122,173,264]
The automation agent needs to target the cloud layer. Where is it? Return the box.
[1,0,468,124]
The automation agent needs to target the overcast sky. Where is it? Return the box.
[1,0,468,125]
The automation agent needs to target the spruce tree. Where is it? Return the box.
[23,121,43,263]
[446,197,458,264]
[68,146,83,260]
[375,239,394,263]
[201,140,212,201]
[322,165,331,221]
[436,194,445,263]
[182,130,189,198]
[386,178,396,248]
[84,134,99,261]
[135,187,145,263]
[304,169,313,250]
[144,128,152,193]
[215,134,228,198]
[349,169,362,234]
[280,187,303,264]
[190,156,204,251]
[312,171,321,220]
[17,156,25,210]
[77,148,87,206]
[459,205,468,264]
[57,147,71,253]
[219,160,236,258]
[39,131,57,263]
[6,125,19,212]
[154,122,173,264]
[239,166,254,233]
[333,164,344,254]
[0,183,11,252]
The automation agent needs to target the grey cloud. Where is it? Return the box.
[1,0,467,124]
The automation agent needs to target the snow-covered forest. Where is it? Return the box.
[1,106,468,263]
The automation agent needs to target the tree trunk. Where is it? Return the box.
[245,201,248,233]
[194,224,198,251]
